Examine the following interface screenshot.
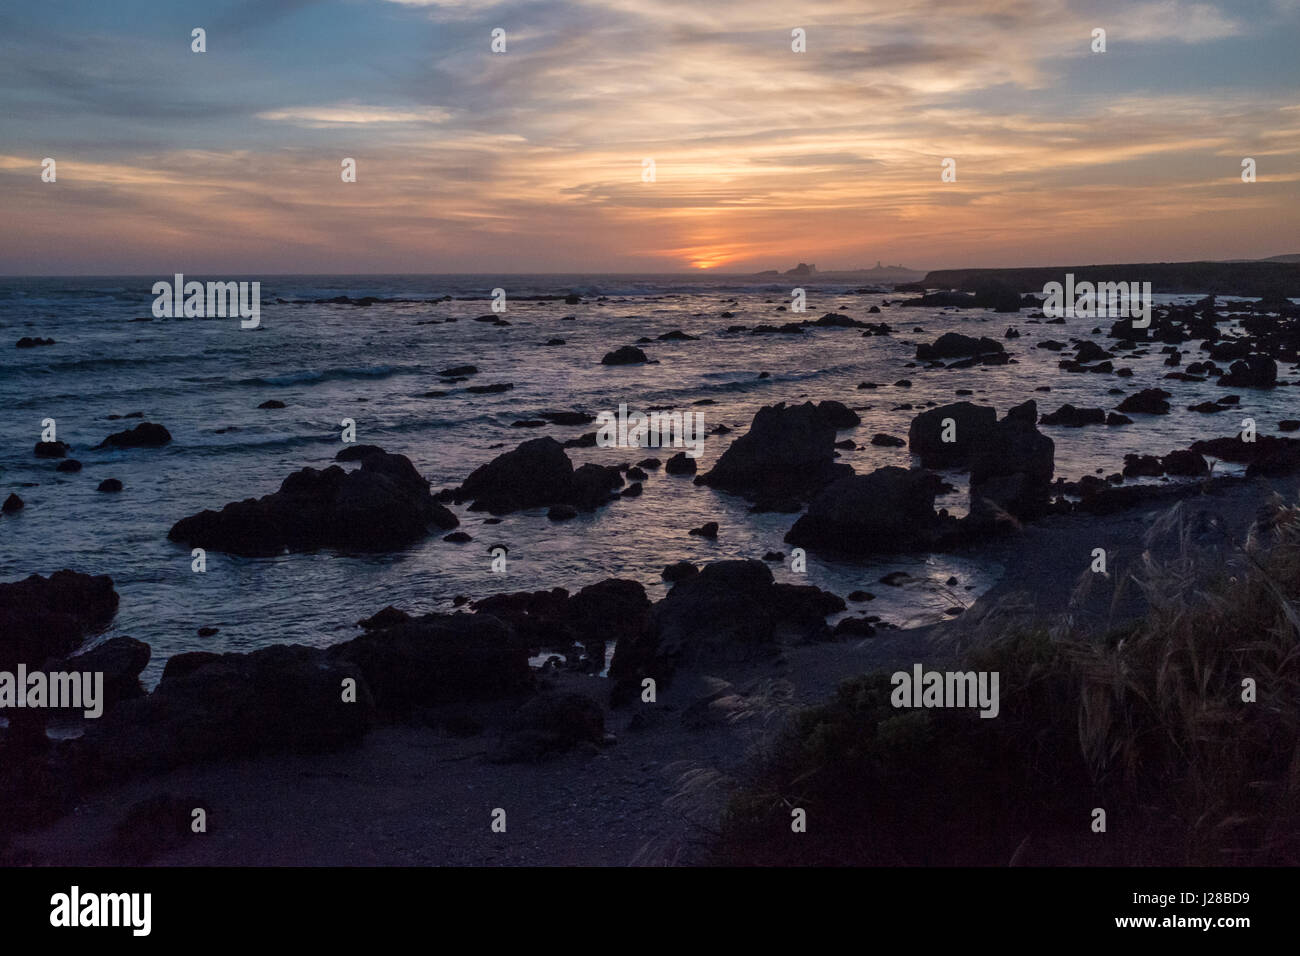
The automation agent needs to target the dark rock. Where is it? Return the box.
[816,400,861,429]
[1122,454,1164,478]
[812,312,857,327]
[97,422,172,449]
[1160,450,1209,476]
[361,608,410,632]
[907,402,997,467]
[336,444,387,462]
[456,437,574,513]
[0,570,119,671]
[443,531,473,543]
[1217,354,1277,388]
[785,467,946,556]
[662,561,698,582]
[915,333,1005,360]
[169,452,458,556]
[97,478,123,493]
[16,336,55,348]
[1074,341,1113,364]
[609,561,842,702]
[258,400,286,409]
[55,459,82,473]
[86,644,376,772]
[466,383,514,394]
[539,410,595,426]
[834,617,877,638]
[697,402,850,503]
[570,462,626,509]
[1040,404,1105,427]
[328,613,530,719]
[601,346,649,365]
[61,637,151,712]
[1115,388,1171,415]
[1191,435,1300,476]
[901,291,979,309]
[34,441,69,459]
[1106,413,1133,426]
[968,403,1054,523]
[2,493,23,514]
[689,521,719,539]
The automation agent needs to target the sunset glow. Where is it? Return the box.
[1,0,1297,274]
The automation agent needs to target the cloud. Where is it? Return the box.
[0,0,1295,272]
[255,104,455,126]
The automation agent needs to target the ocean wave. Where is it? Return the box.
[238,364,418,387]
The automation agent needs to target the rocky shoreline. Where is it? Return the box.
[2,290,1298,865]
[4,469,1293,866]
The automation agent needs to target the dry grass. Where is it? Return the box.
[711,495,1300,865]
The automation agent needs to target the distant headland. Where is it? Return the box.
[752,261,927,283]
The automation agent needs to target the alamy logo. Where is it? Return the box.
[595,403,706,458]
[1042,273,1151,327]
[50,886,151,936]
[0,666,104,718]
[152,273,260,328]
[891,665,1000,718]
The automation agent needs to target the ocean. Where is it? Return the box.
[1,274,1292,685]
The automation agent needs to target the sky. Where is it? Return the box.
[1,0,1297,275]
